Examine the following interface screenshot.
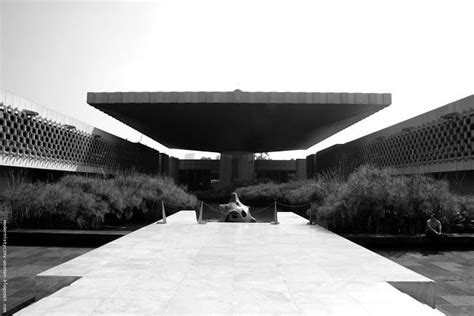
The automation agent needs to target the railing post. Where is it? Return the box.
[271,201,279,225]
[308,207,314,225]
[161,200,167,224]
[198,201,206,224]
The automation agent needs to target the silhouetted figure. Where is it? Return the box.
[425,213,446,245]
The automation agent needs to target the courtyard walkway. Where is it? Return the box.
[18,211,442,315]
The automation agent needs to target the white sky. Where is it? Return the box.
[1,0,473,159]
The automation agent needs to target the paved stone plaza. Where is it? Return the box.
[378,250,474,315]
[7,246,92,313]
[18,212,442,315]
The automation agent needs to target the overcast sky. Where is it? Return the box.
[1,0,473,159]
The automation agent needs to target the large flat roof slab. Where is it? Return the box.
[18,212,441,315]
[87,91,391,152]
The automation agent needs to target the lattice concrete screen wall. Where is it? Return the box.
[307,95,474,176]
[0,98,162,174]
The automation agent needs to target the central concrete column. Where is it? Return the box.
[220,152,255,186]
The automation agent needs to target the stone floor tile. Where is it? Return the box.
[18,212,440,315]
[441,295,474,306]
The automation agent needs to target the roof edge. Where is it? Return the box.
[87,91,391,106]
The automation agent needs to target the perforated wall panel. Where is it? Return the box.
[307,96,474,176]
[0,104,160,174]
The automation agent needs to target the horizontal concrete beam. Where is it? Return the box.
[88,91,392,106]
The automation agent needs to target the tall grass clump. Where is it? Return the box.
[235,164,470,234]
[2,173,198,229]
[235,182,282,205]
[456,194,474,217]
[316,165,458,234]
[236,167,345,208]
[236,179,326,206]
